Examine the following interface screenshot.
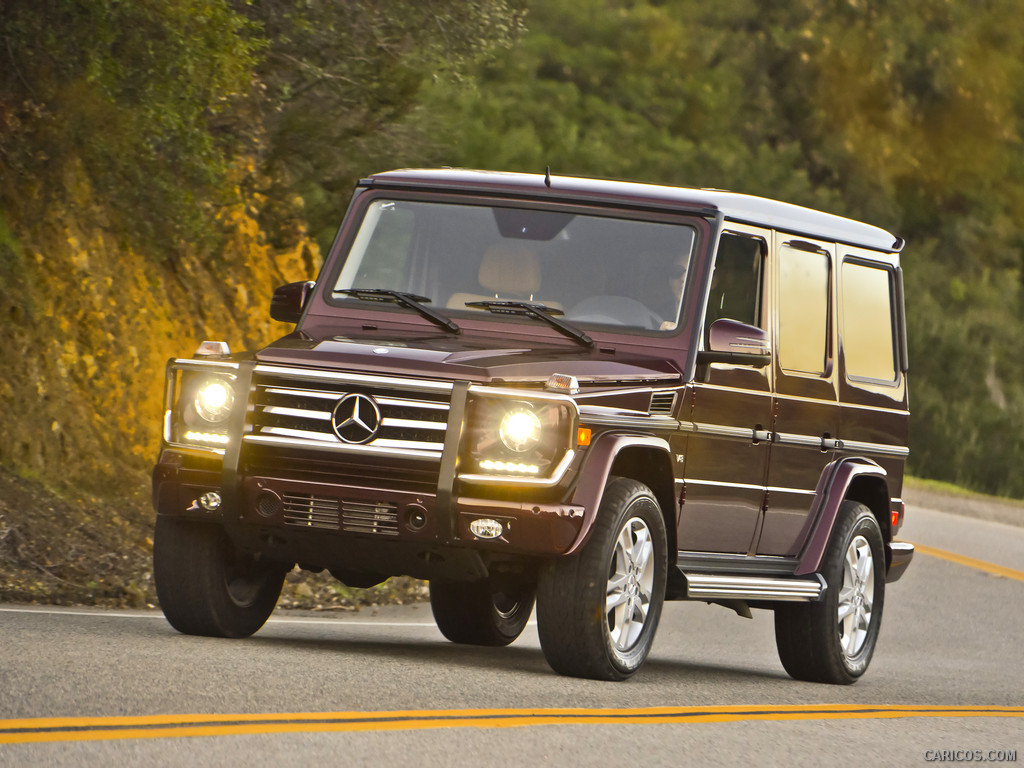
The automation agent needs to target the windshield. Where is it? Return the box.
[331,199,697,333]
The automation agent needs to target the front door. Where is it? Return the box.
[678,229,771,554]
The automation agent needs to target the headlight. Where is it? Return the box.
[459,391,577,485]
[165,367,238,450]
[194,379,234,424]
[499,408,542,453]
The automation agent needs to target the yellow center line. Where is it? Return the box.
[912,543,1024,583]
[1,705,1022,745]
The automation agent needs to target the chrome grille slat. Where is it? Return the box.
[341,501,399,536]
[282,493,340,530]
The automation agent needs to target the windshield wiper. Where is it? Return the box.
[335,289,460,334]
[465,300,593,348]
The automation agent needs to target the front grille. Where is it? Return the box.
[241,367,453,494]
[282,493,339,530]
[251,384,450,450]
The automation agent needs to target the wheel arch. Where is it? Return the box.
[793,458,890,576]
[566,433,676,556]
[844,473,892,542]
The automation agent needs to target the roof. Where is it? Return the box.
[362,169,903,253]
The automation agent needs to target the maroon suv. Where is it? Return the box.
[153,169,913,682]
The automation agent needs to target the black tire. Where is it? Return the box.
[429,574,536,647]
[153,516,287,638]
[535,477,667,681]
[774,500,886,684]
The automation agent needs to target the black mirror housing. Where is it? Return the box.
[270,281,315,324]
[697,318,771,368]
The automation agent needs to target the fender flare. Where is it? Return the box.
[793,457,889,576]
[565,432,674,556]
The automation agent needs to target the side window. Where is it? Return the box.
[778,244,830,375]
[841,260,897,382]
[705,233,764,334]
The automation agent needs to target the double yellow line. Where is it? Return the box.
[3,542,1021,746]
[2,704,1022,745]
[912,542,1024,583]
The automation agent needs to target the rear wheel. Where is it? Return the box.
[774,500,885,684]
[536,477,667,681]
[154,516,287,638]
[429,574,536,647]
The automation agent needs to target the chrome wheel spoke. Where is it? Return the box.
[837,600,855,622]
[606,587,630,611]
[838,533,874,659]
[605,516,654,652]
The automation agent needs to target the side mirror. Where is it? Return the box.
[270,281,315,323]
[697,318,771,368]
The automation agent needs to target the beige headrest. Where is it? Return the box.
[478,242,540,296]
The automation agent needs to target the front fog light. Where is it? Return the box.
[470,518,504,539]
[499,408,542,453]
[199,491,222,512]
[194,379,234,423]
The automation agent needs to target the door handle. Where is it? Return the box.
[753,429,774,444]
[821,437,844,451]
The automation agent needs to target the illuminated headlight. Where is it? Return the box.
[499,408,542,453]
[459,392,577,484]
[194,379,234,424]
[168,368,238,449]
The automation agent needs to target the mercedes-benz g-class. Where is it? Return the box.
[153,169,913,682]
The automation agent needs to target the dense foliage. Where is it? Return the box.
[420,0,1024,496]
[1,0,1023,497]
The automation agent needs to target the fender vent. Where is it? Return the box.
[649,392,677,415]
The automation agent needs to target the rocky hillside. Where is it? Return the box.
[0,165,317,500]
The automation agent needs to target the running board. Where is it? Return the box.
[682,572,826,602]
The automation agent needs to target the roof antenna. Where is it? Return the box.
[544,165,552,188]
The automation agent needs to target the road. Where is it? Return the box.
[1,499,1022,767]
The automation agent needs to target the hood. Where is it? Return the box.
[256,332,684,387]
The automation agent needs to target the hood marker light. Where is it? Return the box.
[546,373,579,394]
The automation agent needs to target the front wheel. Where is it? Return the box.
[536,477,667,681]
[774,500,886,684]
[430,573,536,647]
[153,516,287,638]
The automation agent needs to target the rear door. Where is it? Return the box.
[757,235,839,556]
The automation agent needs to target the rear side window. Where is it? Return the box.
[778,245,830,375]
[841,260,897,382]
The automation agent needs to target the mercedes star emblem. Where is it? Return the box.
[331,393,382,444]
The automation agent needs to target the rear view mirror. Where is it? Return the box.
[697,318,770,368]
[270,281,315,323]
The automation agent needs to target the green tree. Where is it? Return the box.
[232,0,526,248]
[419,0,1024,495]
[0,0,259,256]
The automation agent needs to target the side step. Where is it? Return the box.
[682,572,826,602]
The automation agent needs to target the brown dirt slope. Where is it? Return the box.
[0,467,426,610]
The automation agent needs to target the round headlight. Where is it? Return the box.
[499,407,542,453]
[194,379,234,423]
